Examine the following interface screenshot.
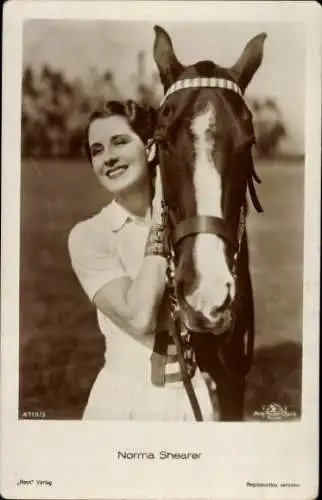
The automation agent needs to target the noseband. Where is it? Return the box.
[155,77,263,421]
[173,216,233,248]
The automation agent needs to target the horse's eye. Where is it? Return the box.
[161,104,173,118]
[160,139,172,152]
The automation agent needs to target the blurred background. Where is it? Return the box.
[20,20,304,420]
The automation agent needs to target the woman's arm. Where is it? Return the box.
[94,165,167,339]
[69,165,168,343]
[93,254,167,339]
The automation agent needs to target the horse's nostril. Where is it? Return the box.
[210,289,232,316]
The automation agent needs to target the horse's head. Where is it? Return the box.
[153,26,266,334]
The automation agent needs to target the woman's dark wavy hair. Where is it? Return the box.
[84,100,158,171]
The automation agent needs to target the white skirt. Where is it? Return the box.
[82,366,217,421]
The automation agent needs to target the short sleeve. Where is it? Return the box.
[68,220,128,302]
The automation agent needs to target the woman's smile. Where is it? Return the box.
[106,164,128,179]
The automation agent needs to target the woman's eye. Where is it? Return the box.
[91,146,103,157]
[114,136,129,146]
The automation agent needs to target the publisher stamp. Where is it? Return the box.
[247,481,300,488]
[17,479,53,487]
[252,403,298,421]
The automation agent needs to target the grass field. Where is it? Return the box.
[19,156,304,420]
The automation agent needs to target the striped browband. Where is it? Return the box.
[159,77,243,107]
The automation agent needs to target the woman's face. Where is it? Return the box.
[88,115,149,195]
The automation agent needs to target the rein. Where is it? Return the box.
[156,77,263,421]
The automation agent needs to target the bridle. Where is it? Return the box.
[155,76,263,421]
[158,76,263,255]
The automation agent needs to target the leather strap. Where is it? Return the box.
[151,329,189,386]
[169,319,203,421]
[173,215,233,247]
[150,329,169,386]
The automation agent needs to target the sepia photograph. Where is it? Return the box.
[20,18,304,423]
[1,2,320,499]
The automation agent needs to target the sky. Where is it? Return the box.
[23,20,306,153]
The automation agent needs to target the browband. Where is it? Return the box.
[160,77,243,107]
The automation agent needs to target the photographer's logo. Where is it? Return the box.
[253,403,298,421]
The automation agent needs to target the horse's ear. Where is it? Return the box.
[231,33,267,91]
[153,25,183,91]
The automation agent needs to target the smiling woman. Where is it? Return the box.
[68,99,215,421]
[84,101,157,196]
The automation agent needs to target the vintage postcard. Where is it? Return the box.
[1,1,321,499]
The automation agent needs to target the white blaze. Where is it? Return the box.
[186,103,234,318]
[191,104,221,217]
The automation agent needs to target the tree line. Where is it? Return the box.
[21,62,286,159]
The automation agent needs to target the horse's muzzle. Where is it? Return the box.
[178,295,235,336]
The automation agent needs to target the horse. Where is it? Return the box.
[152,25,266,421]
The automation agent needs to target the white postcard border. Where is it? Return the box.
[1,2,321,499]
